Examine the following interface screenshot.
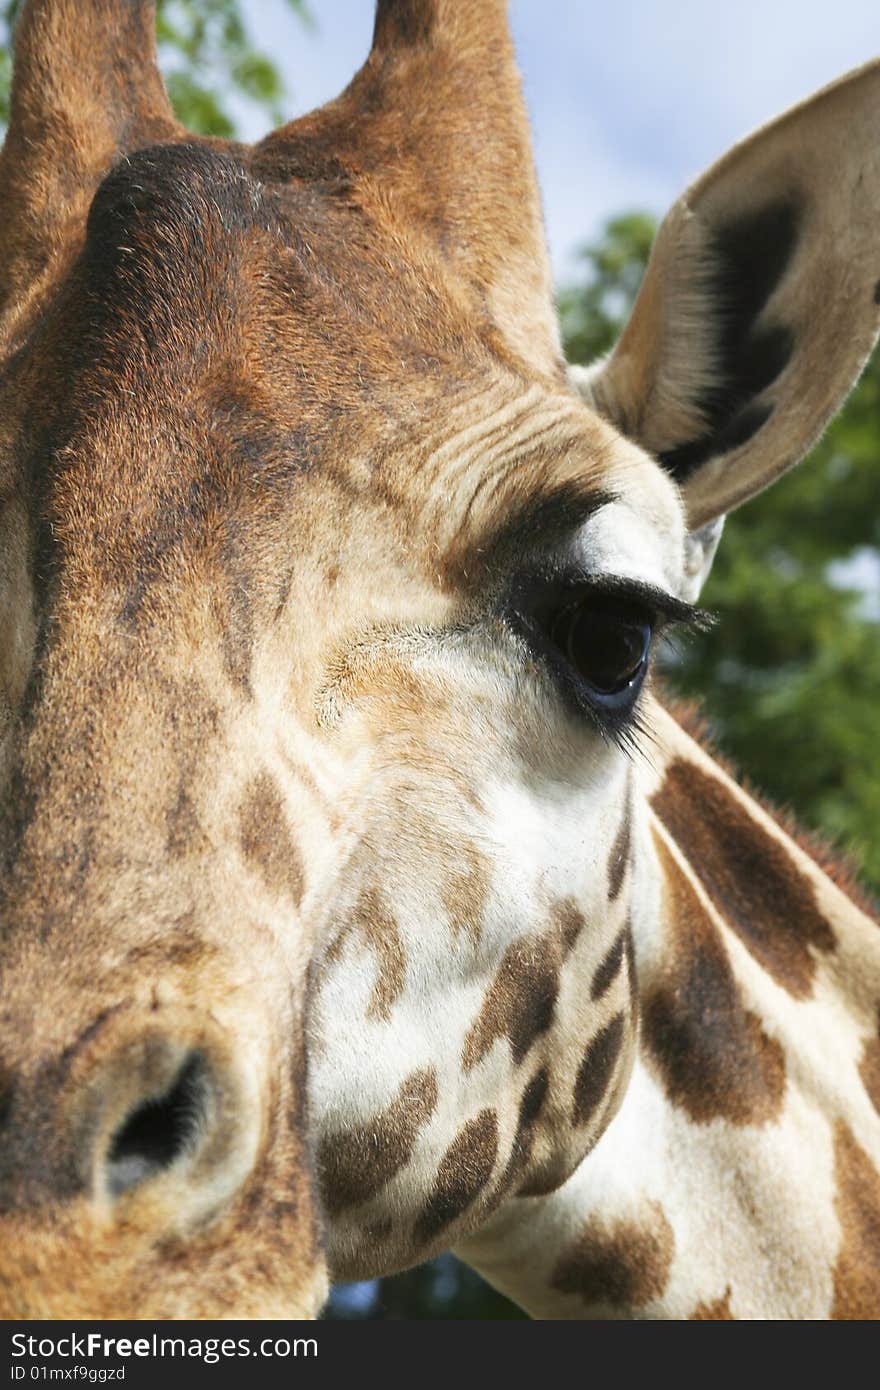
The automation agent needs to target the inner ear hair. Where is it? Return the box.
[655,199,800,484]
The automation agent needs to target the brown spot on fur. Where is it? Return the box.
[874,279,880,306]
[440,842,491,945]
[591,927,628,1000]
[501,1065,550,1195]
[517,1064,585,1197]
[859,1011,880,1117]
[608,802,632,901]
[462,897,586,1072]
[552,896,587,955]
[165,783,207,859]
[644,837,786,1125]
[551,1201,675,1309]
[414,1109,498,1245]
[652,758,834,998]
[462,935,560,1070]
[238,772,304,907]
[662,697,879,922]
[327,887,406,1022]
[572,1013,626,1127]
[690,1288,734,1319]
[318,1067,438,1217]
[367,1218,393,1245]
[831,1120,880,1318]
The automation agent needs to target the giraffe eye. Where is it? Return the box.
[506,578,665,728]
[506,571,704,733]
[547,600,653,696]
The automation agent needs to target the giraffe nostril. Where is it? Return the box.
[106,1051,207,1197]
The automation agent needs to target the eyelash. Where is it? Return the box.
[505,573,706,747]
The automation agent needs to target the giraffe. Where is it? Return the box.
[0,1,877,1323]
[301,25,880,1317]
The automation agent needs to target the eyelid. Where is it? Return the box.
[509,568,711,632]
[576,576,709,631]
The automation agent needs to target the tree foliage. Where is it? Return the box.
[0,0,309,137]
[556,212,657,364]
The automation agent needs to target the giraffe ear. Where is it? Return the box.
[0,1,178,341]
[572,60,880,532]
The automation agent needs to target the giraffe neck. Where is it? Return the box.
[456,701,880,1318]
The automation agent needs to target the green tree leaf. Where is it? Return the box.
[0,0,310,135]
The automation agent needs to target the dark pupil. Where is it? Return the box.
[552,606,650,693]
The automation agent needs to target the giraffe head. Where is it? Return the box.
[302,24,880,1281]
[0,2,878,1317]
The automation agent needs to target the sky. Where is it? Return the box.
[239,0,880,281]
